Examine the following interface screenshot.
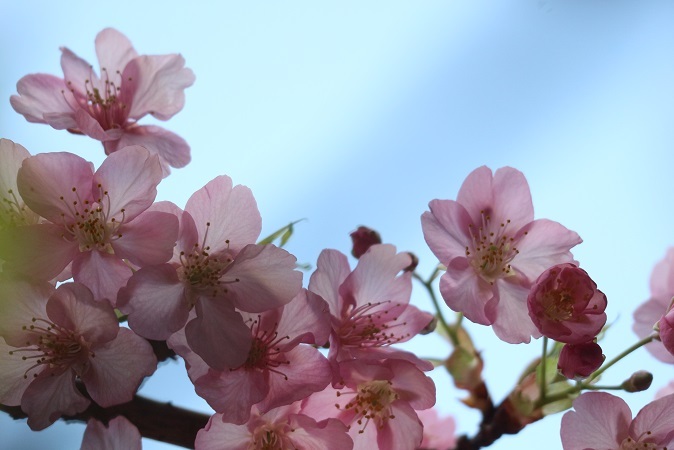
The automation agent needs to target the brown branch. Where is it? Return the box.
[1,395,210,449]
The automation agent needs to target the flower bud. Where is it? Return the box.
[403,252,419,272]
[419,315,438,335]
[621,370,653,393]
[527,263,607,344]
[557,341,604,380]
[350,226,382,258]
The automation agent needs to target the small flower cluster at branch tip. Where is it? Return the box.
[422,166,582,344]
[526,263,607,379]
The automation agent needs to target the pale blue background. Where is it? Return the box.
[2,1,674,449]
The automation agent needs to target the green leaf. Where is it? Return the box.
[257,219,305,247]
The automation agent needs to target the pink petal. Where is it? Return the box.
[560,392,631,450]
[0,279,53,347]
[195,369,266,424]
[22,370,91,430]
[95,28,138,74]
[81,417,142,450]
[82,328,156,407]
[224,244,302,312]
[490,167,534,231]
[0,139,30,194]
[73,108,118,141]
[194,414,252,450]
[512,219,582,282]
[113,210,179,267]
[308,249,352,317]
[633,298,674,363]
[276,289,331,347]
[456,166,495,224]
[0,223,78,282]
[119,264,191,340]
[376,402,423,450]
[630,393,674,443]
[388,359,436,410]
[0,337,34,405]
[93,145,162,221]
[439,257,493,325]
[649,248,674,299]
[341,244,412,308]
[124,54,195,120]
[107,125,191,175]
[72,250,133,304]
[286,415,353,450]
[47,282,118,344]
[492,279,541,344]
[60,47,97,95]
[422,200,473,264]
[10,74,75,125]
[258,345,332,413]
[187,299,252,370]
[17,151,94,223]
[185,176,261,253]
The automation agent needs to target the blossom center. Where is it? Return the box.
[619,432,661,449]
[251,424,289,450]
[60,184,125,253]
[337,301,408,349]
[338,380,398,433]
[465,210,520,284]
[0,188,37,229]
[240,316,290,379]
[542,291,574,321]
[8,317,91,379]
[65,68,132,131]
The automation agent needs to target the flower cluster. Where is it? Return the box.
[4,26,673,450]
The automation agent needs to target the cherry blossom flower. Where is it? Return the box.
[195,404,353,450]
[633,248,674,363]
[560,391,674,450]
[557,341,604,380]
[302,358,435,450]
[167,289,333,425]
[308,244,434,371]
[0,146,178,303]
[118,175,302,370]
[10,28,195,174]
[0,280,156,430]
[81,416,141,450]
[421,166,582,343]
[417,408,457,450]
[527,263,607,344]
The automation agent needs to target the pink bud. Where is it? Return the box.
[527,263,607,344]
[350,226,382,258]
[557,341,604,380]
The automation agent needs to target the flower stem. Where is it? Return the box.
[584,333,657,384]
[413,267,459,346]
[540,337,548,402]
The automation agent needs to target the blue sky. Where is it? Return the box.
[2,1,674,449]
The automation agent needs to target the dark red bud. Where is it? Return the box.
[350,226,382,258]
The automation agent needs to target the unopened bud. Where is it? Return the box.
[403,252,419,272]
[621,370,653,393]
[350,226,382,258]
[419,315,437,335]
